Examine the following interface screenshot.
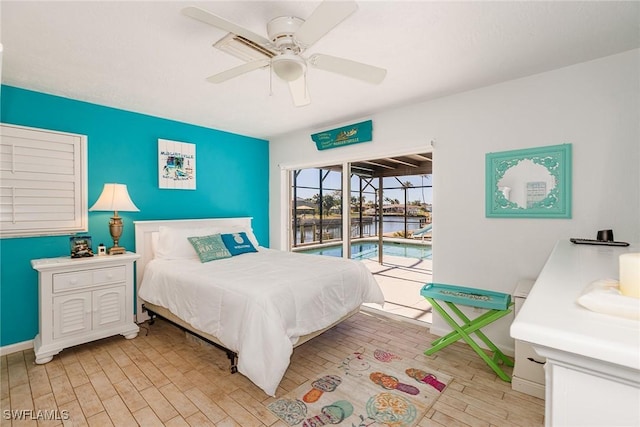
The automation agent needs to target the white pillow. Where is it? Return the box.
[155,226,220,260]
[151,231,159,257]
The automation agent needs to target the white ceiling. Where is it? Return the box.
[1,1,638,140]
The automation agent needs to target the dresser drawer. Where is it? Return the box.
[53,266,126,292]
[514,339,546,385]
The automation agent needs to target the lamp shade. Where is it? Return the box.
[89,183,139,212]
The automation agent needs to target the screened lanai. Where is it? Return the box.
[290,152,433,261]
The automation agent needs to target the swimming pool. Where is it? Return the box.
[296,241,432,260]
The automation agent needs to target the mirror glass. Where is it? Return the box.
[486,144,571,218]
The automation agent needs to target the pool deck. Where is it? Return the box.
[360,254,433,324]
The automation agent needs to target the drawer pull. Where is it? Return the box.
[527,357,545,365]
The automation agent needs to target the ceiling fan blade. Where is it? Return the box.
[182,6,272,48]
[294,0,358,49]
[206,59,270,84]
[309,54,386,84]
[288,74,311,107]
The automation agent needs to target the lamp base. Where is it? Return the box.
[108,246,126,255]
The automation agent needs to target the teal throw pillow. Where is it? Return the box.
[221,232,258,256]
[187,234,232,263]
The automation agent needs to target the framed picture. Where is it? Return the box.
[158,139,196,190]
[70,236,94,258]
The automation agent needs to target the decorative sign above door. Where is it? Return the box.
[311,120,373,151]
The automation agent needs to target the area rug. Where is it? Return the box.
[268,347,452,427]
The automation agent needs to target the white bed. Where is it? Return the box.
[134,217,384,396]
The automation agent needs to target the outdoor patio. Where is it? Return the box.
[360,254,433,324]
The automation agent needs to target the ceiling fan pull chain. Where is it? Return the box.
[304,68,309,99]
[269,63,274,97]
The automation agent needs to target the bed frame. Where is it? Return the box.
[133,217,359,374]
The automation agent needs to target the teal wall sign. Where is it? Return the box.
[486,143,572,218]
[311,120,373,150]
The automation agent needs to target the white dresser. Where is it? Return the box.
[31,252,140,364]
[512,279,546,399]
[511,240,640,426]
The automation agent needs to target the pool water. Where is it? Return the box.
[297,241,432,260]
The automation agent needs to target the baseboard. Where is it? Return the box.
[1,340,34,357]
[360,305,431,329]
[512,376,546,399]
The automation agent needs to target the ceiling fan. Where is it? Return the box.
[182,1,387,107]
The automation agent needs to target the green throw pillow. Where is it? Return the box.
[187,234,232,263]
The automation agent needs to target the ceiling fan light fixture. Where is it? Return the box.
[271,52,306,82]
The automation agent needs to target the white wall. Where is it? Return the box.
[269,49,640,352]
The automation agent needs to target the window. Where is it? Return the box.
[0,123,88,238]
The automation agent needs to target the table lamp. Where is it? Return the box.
[89,183,139,255]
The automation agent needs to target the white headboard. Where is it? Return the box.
[133,217,254,322]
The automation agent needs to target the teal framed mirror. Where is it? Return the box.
[486,144,572,218]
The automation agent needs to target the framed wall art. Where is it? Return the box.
[158,139,196,190]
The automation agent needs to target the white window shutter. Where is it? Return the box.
[0,124,88,238]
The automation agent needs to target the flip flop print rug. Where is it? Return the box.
[268,348,452,427]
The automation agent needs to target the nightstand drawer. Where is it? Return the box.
[53,266,125,292]
[53,271,93,292]
[92,266,126,286]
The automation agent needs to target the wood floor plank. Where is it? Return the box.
[63,363,89,389]
[132,406,164,427]
[120,364,153,392]
[73,383,104,418]
[139,387,179,422]
[183,387,227,424]
[158,384,199,419]
[85,410,113,427]
[26,365,52,400]
[49,376,75,407]
[112,379,148,413]
[184,411,215,427]
[59,399,87,427]
[101,394,138,427]
[87,371,118,402]
[7,354,29,389]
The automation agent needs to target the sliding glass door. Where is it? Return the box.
[290,165,344,256]
[287,153,433,262]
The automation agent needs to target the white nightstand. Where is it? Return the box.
[31,252,140,364]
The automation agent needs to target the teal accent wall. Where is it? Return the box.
[0,85,269,347]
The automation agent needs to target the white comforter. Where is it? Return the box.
[138,248,384,396]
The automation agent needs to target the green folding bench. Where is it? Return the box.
[420,283,514,382]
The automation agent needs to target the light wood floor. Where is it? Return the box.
[1,311,544,426]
